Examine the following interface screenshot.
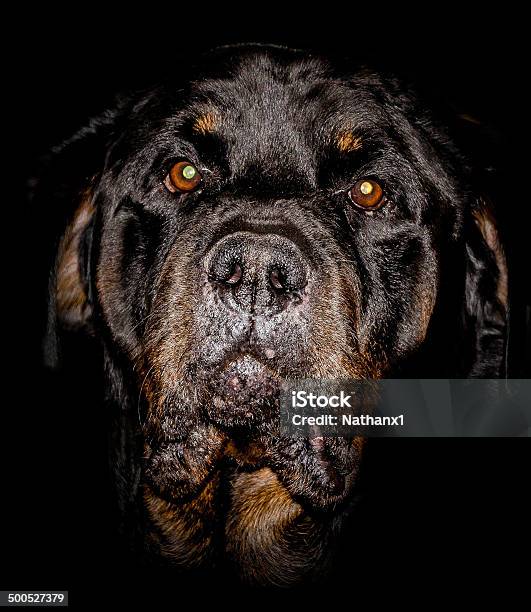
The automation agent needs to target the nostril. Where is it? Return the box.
[209,260,243,287]
[269,267,285,291]
[225,262,243,286]
[269,264,307,294]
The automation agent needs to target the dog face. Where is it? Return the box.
[44,46,508,583]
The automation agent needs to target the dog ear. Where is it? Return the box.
[463,196,509,377]
[36,112,116,367]
[52,188,96,331]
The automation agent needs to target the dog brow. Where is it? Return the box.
[336,130,362,153]
[193,111,218,135]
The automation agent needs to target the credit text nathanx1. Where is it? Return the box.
[290,414,405,427]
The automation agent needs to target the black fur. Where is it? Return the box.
[37,45,509,585]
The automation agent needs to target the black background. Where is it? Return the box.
[4,8,530,606]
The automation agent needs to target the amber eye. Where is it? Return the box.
[348,179,385,209]
[164,161,202,193]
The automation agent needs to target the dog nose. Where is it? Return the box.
[206,232,309,314]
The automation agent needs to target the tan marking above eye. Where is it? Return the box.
[193,111,218,135]
[336,131,362,153]
[348,179,385,209]
[164,161,202,193]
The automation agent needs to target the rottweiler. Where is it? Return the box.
[40,44,508,585]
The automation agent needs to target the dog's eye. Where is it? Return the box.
[164,161,202,193]
[348,179,385,210]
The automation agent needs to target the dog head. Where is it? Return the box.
[42,46,508,563]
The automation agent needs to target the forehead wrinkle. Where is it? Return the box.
[217,93,317,188]
[186,62,381,187]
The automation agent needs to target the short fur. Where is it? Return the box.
[38,45,508,585]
